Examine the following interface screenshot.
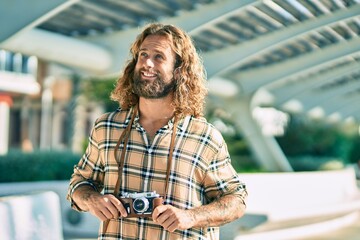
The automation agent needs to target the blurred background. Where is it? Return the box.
[0,0,359,239]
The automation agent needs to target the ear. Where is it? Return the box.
[173,67,181,81]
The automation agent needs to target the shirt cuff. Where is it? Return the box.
[69,181,98,212]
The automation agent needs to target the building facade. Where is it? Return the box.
[0,49,102,155]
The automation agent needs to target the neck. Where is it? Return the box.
[138,95,175,122]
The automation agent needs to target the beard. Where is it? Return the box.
[133,70,176,99]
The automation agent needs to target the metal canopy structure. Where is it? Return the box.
[1,0,359,171]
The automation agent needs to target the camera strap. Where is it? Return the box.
[113,104,178,200]
[103,105,178,233]
[164,114,178,199]
[113,104,138,197]
[103,105,139,233]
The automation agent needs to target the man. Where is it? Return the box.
[67,23,247,239]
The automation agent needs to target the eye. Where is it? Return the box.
[139,52,148,58]
[155,54,164,60]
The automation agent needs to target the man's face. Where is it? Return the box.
[133,34,177,99]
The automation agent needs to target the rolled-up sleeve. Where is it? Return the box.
[66,120,105,211]
[202,139,247,205]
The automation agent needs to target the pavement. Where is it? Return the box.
[300,213,360,240]
[67,213,360,240]
[232,211,360,240]
[228,175,360,240]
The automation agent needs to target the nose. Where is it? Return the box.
[145,58,154,68]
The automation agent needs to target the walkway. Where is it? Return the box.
[301,212,360,240]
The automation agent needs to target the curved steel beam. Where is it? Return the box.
[306,93,360,119]
[90,0,256,75]
[0,28,112,74]
[0,0,79,43]
[322,93,360,116]
[0,0,256,75]
[203,4,360,78]
[269,61,360,105]
[286,72,360,111]
[233,38,360,93]
[166,0,257,34]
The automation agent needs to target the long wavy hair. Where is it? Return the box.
[110,23,208,118]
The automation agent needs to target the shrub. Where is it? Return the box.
[288,156,344,171]
[0,150,81,182]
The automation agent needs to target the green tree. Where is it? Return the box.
[82,77,119,112]
[276,113,357,163]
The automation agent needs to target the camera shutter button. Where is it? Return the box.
[123,203,131,214]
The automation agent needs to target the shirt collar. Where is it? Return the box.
[174,115,191,132]
[131,105,192,132]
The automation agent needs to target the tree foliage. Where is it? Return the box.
[0,150,80,182]
[82,77,119,112]
[276,113,359,164]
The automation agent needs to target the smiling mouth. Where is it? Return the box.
[141,71,158,80]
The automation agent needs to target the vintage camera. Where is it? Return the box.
[119,191,163,218]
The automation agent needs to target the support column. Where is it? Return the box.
[40,77,54,150]
[21,96,33,152]
[228,96,293,172]
[0,95,12,155]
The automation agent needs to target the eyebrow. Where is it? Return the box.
[139,48,165,55]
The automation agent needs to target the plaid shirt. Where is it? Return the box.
[67,106,247,240]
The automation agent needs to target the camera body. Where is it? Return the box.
[119,191,163,218]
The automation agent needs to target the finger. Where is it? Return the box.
[161,214,178,231]
[90,209,108,221]
[119,204,128,217]
[167,221,178,233]
[101,196,120,218]
[156,206,177,224]
[108,196,128,217]
[108,205,120,219]
[100,206,115,219]
[152,205,167,222]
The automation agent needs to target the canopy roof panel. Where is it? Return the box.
[1,0,359,122]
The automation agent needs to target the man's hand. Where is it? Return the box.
[85,193,128,221]
[152,205,195,232]
[152,195,246,231]
[72,186,128,221]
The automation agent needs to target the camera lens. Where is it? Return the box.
[133,197,149,213]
